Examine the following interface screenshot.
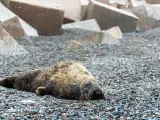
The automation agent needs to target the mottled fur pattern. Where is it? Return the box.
[0,61,105,100]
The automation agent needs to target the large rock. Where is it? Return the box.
[81,0,89,20]
[0,2,38,39]
[109,2,118,8]
[96,0,109,4]
[144,4,160,20]
[85,0,138,32]
[43,0,81,23]
[129,5,158,31]
[107,26,122,39]
[0,25,28,56]
[9,0,64,36]
[110,0,129,8]
[1,0,11,8]
[62,19,101,32]
[78,31,119,45]
[145,0,160,4]
[1,16,39,39]
[129,0,146,8]
[129,5,160,31]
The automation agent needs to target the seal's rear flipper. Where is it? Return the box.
[0,76,17,88]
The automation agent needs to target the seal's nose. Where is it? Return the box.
[89,88,105,100]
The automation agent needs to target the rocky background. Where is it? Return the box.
[1,0,160,119]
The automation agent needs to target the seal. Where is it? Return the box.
[0,61,105,100]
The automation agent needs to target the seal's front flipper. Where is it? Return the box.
[0,76,17,88]
[36,87,47,96]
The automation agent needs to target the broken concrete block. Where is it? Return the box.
[109,2,118,8]
[1,16,38,39]
[0,2,15,22]
[85,0,138,32]
[0,25,28,56]
[120,1,130,9]
[0,2,38,38]
[44,0,81,23]
[1,0,11,8]
[129,0,146,8]
[62,19,101,32]
[68,40,84,50]
[81,0,89,20]
[102,30,120,44]
[107,26,122,39]
[129,5,159,31]
[78,31,119,45]
[145,0,160,4]
[9,0,64,36]
[110,0,128,6]
[145,4,160,20]
[96,0,109,4]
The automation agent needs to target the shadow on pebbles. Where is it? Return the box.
[1,28,160,119]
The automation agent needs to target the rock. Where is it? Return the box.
[145,0,160,4]
[107,26,122,39]
[110,0,129,8]
[68,40,84,50]
[129,0,146,8]
[110,0,128,6]
[96,0,109,4]
[129,5,160,32]
[85,0,138,32]
[0,2,38,38]
[78,31,119,45]
[0,25,28,56]
[0,2,15,22]
[62,19,101,32]
[109,2,118,8]
[102,30,120,44]
[79,32,104,44]
[1,0,11,8]
[44,0,81,23]
[144,4,160,20]
[81,0,89,20]
[9,0,64,36]
[20,99,36,104]
[1,16,38,39]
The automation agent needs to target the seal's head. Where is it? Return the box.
[82,81,105,100]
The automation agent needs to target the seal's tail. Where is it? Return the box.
[0,76,17,88]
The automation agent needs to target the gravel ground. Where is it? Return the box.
[1,28,160,120]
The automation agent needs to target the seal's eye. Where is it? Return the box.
[84,82,92,90]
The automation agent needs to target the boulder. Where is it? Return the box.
[110,0,129,8]
[1,16,39,39]
[1,0,11,8]
[109,2,118,8]
[81,0,89,20]
[78,31,119,45]
[9,0,64,36]
[0,25,28,56]
[96,0,109,4]
[145,0,160,4]
[129,0,146,8]
[107,26,122,39]
[85,0,138,32]
[62,19,101,32]
[0,2,38,39]
[44,0,81,23]
[129,5,160,31]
